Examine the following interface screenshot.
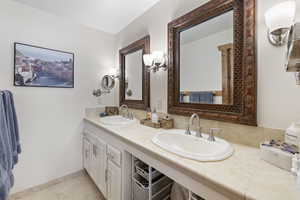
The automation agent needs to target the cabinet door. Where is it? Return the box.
[83,138,92,175]
[107,160,122,200]
[92,140,107,198]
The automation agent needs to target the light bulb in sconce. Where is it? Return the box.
[265,1,296,46]
[109,67,120,79]
[152,51,165,67]
[143,51,168,73]
[143,54,154,66]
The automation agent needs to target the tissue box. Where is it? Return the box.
[260,144,293,171]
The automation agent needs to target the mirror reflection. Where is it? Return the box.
[125,49,143,100]
[180,11,234,105]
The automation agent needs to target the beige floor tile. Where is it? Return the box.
[10,174,104,200]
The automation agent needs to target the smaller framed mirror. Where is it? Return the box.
[119,36,150,110]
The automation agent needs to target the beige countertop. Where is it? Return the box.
[84,116,300,200]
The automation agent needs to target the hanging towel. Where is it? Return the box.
[171,182,189,200]
[0,164,12,200]
[190,92,214,104]
[0,93,13,200]
[2,91,21,165]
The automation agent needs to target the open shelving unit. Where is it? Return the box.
[131,156,205,200]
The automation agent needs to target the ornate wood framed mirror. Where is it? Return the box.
[168,0,257,125]
[119,36,150,110]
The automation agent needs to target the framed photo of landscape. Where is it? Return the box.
[14,43,74,88]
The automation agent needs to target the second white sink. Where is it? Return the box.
[99,115,137,126]
[152,129,234,162]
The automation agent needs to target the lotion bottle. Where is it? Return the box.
[151,108,159,124]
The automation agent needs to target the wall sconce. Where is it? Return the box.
[265,1,296,46]
[109,68,120,79]
[143,51,168,73]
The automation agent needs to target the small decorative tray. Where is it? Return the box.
[140,119,161,128]
[140,118,174,129]
[105,106,119,116]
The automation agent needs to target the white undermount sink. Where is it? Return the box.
[99,115,137,126]
[152,129,234,162]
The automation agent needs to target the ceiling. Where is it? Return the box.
[12,0,161,34]
[181,11,233,44]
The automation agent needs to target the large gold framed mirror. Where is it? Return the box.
[168,0,257,125]
[119,36,150,110]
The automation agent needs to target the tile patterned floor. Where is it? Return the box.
[10,174,105,200]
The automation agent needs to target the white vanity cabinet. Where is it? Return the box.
[83,132,122,200]
[83,138,92,175]
[107,159,122,200]
[92,139,107,197]
[83,120,232,200]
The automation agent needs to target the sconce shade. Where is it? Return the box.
[143,51,168,72]
[143,54,154,66]
[265,1,296,33]
[152,51,165,66]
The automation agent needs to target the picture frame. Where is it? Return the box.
[14,43,74,88]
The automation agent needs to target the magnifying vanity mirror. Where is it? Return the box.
[92,75,116,97]
[168,0,257,125]
[119,36,150,110]
[101,75,115,91]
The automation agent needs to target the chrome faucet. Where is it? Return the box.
[119,104,129,118]
[186,113,202,138]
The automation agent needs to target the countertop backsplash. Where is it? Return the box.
[85,107,284,148]
[128,108,284,148]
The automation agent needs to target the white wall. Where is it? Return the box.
[115,0,300,130]
[180,29,232,92]
[0,0,115,193]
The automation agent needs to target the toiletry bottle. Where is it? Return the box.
[151,108,159,124]
[146,108,151,119]
[286,122,300,147]
[297,167,300,188]
[292,154,300,175]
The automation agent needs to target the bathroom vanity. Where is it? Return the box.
[84,0,300,199]
[83,115,300,200]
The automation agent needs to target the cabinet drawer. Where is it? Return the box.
[107,145,122,166]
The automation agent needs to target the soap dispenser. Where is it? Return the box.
[285,122,300,147]
[151,108,159,124]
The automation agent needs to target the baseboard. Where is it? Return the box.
[10,170,86,199]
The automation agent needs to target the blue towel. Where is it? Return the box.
[0,93,13,200]
[0,165,12,200]
[190,92,214,104]
[0,91,21,200]
[2,91,21,165]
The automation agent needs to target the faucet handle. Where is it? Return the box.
[185,125,192,135]
[208,128,221,142]
[129,112,134,120]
